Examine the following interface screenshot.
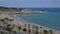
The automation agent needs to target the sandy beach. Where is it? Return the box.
[0,14,60,34]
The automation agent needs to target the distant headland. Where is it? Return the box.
[0,7,48,14]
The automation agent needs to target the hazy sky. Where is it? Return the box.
[0,0,60,8]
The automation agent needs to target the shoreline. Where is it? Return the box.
[10,14,60,31]
[11,14,60,31]
[0,14,60,34]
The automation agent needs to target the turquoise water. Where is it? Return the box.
[12,12,60,31]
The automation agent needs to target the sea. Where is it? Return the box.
[11,8,60,31]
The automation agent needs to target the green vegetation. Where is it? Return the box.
[28,29,31,33]
[5,17,9,20]
[49,30,53,34]
[6,24,13,31]
[0,17,54,34]
[35,31,39,34]
[43,30,48,34]
[0,19,5,22]
[18,26,22,31]
[9,19,14,25]
[6,27,13,31]
[0,7,24,12]
[23,28,27,34]
[34,26,39,34]
[23,28,27,32]
[0,26,2,28]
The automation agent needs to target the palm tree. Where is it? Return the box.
[32,25,35,34]
[7,26,12,31]
[27,24,31,34]
[43,30,48,34]
[12,24,15,28]
[4,17,9,24]
[35,31,39,34]
[0,19,5,22]
[34,26,39,34]
[23,28,27,34]
[28,24,30,29]
[40,27,43,34]
[24,24,27,28]
[0,26,2,28]
[0,19,7,29]
[23,24,27,34]
[5,17,9,20]
[9,19,14,25]
[0,18,4,22]
[6,24,13,34]
[49,30,53,34]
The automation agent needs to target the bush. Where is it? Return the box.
[7,24,11,28]
[6,27,13,31]
[28,29,31,33]
[23,28,27,32]
[0,26,2,28]
[35,31,38,34]
[18,26,21,30]
[49,30,53,34]
[43,30,48,34]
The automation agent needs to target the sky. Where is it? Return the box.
[0,0,60,8]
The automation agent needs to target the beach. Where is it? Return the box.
[0,14,60,34]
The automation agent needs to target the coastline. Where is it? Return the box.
[0,14,60,34]
[10,14,60,32]
[11,14,60,31]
